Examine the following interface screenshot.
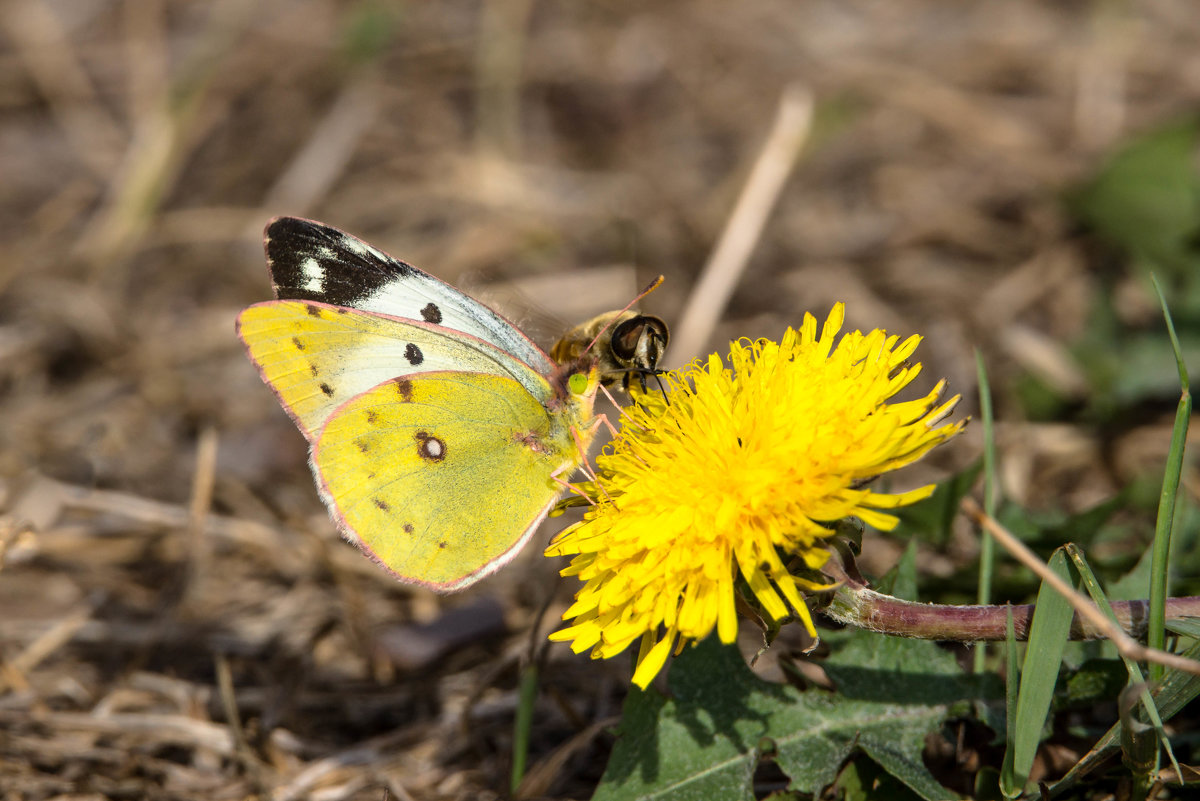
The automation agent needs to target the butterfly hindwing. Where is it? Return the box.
[264,217,554,376]
[312,371,578,591]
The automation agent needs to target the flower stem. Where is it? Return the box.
[821,583,1200,642]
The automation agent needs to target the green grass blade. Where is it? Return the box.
[1000,607,1020,796]
[1148,275,1191,683]
[1000,549,1074,797]
[511,661,538,793]
[1065,544,1181,779]
[974,350,999,674]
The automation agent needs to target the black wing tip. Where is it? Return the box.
[264,215,341,242]
[261,215,421,304]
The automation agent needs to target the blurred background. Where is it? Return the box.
[1,1,1198,798]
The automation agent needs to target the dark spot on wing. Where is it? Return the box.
[292,336,306,351]
[439,541,448,549]
[306,304,322,317]
[396,379,413,401]
[405,343,424,366]
[365,410,379,424]
[309,364,319,377]
[373,498,390,511]
[415,431,446,462]
[421,302,443,324]
[319,382,334,397]
[356,438,370,453]
[403,524,414,534]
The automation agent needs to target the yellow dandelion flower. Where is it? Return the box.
[546,303,966,688]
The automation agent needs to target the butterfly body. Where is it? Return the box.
[238,217,599,591]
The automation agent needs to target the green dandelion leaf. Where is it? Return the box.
[594,634,997,801]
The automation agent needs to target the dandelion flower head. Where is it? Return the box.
[547,303,965,688]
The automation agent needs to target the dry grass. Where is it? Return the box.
[2,1,1198,798]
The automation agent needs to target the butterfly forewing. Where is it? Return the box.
[264,217,555,376]
[237,300,553,441]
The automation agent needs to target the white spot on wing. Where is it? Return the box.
[317,246,335,260]
[339,233,389,263]
[301,258,324,292]
[340,235,368,256]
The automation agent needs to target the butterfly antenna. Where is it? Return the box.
[582,275,665,356]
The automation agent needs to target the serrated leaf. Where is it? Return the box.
[833,754,924,801]
[596,632,998,801]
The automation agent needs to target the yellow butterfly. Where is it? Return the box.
[237,217,661,592]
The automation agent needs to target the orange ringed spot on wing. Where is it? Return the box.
[404,343,424,366]
[415,431,446,462]
[421,302,443,324]
[395,379,413,402]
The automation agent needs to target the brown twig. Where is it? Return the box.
[0,594,103,695]
[822,577,1200,643]
[185,427,219,599]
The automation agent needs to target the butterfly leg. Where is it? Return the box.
[551,460,619,507]
[561,416,617,505]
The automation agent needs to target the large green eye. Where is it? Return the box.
[568,372,589,395]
